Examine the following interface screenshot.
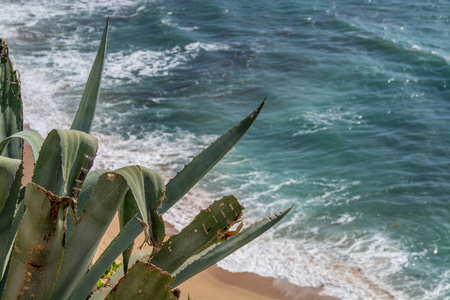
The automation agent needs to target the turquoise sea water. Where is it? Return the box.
[2,1,450,299]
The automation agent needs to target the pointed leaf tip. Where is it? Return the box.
[253,99,265,117]
[162,101,266,213]
[70,19,109,133]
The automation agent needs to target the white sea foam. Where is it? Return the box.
[331,213,356,225]
[104,42,229,83]
[292,108,365,137]
[161,18,199,31]
[185,42,230,52]
[217,230,408,300]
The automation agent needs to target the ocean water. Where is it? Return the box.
[2,1,450,299]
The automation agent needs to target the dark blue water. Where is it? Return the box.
[2,1,449,298]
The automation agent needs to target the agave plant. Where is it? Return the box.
[0,20,291,300]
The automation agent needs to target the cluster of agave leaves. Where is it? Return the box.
[0,20,291,300]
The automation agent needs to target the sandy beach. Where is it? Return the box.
[22,136,337,300]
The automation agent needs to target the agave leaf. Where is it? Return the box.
[2,183,72,299]
[0,252,10,295]
[52,166,164,300]
[161,100,265,214]
[0,38,23,160]
[1,197,25,285]
[71,18,108,134]
[0,130,44,163]
[150,196,243,274]
[87,196,243,299]
[69,217,143,300]
[66,169,106,239]
[32,129,98,197]
[115,165,166,248]
[171,206,292,287]
[118,189,138,274]
[0,157,22,282]
[76,169,107,217]
[104,261,178,300]
[93,249,154,299]
[0,189,25,295]
[93,247,180,299]
[0,156,22,213]
[50,172,129,300]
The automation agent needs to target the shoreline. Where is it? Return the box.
[22,131,338,300]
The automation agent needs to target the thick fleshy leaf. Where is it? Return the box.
[52,166,164,300]
[0,156,21,212]
[50,172,129,300]
[171,206,292,287]
[76,169,106,217]
[32,129,98,197]
[2,183,72,299]
[0,157,22,282]
[69,217,143,300]
[69,164,165,300]
[0,38,23,160]
[105,261,177,300]
[0,130,43,163]
[66,169,106,239]
[161,100,265,214]
[70,19,108,134]
[115,165,166,247]
[118,189,138,274]
[150,196,243,274]
[1,198,25,283]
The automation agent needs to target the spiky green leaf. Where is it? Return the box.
[172,206,292,287]
[52,166,164,300]
[0,157,22,282]
[161,100,265,214]
[66,169,106,239]
[32,129,98,197]
[115,165,165,248]
[1,198,25,286]
[151,196,243,274]
[2,183,72,299]
[118,189,138,274]
[50,172,129,300]
[71,19,108,133]
[0,38,23,160]
[69,217,143,300]
[0,156,21,213]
